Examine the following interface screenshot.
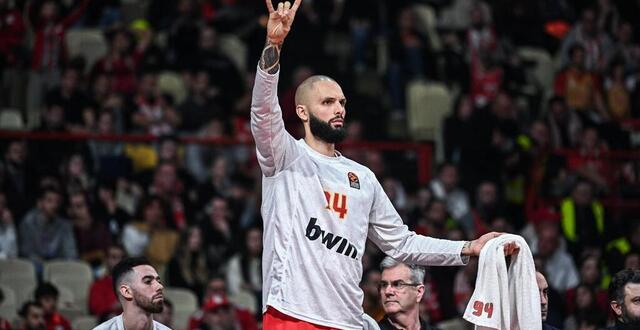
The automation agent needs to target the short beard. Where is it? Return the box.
[621,302,640,326]
[133,290,164,314]
[309,112,346,144]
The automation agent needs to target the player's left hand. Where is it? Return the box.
[469,232,520,257]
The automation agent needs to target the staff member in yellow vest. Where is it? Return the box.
[560,180,605,259]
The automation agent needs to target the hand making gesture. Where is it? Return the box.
[265,0,302,45]
[260,0,302,73]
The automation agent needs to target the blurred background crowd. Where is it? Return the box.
[0,0,640,329]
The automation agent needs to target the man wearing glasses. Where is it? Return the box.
[378,257,440,330]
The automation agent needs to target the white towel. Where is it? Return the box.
[462,234,541,330]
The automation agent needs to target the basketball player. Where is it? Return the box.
[252,1,518,329]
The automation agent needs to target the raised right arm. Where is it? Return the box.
[250,0,302,177]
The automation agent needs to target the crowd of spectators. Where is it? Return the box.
[1,0,640,329]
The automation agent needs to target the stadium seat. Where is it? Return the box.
[72,315,98,330]
[228,290,256,315]
[0,258,36,282]
[406,80,452,161]
[517,47,555,96]
[163,287,198,330]
[0,284,16,322]
[43,260,93,314]
[219,34,248,74]
[413,4,442,51]
[0,279,35,310]
[65,29,108,73]
[0,108,25,130]
[55,285,86,320]
[158,71,187,105]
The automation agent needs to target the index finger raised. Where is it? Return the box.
[265,0,275,13]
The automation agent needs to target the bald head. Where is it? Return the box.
[536,271,549,321]
[294,75,338,106]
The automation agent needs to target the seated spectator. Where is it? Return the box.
[194,296,244,330]
[128,70,180,135]
[0,191,17,259]
[443,95,474,164]
[93,179,131,240]
[560,180,606,258]
[166,226,210,301]
[18,301,46,330]
[165,0,202,69]
[91,26,148,95]
[61,153,94,196]
[34,283,71,330]
[190,25,244,110]
[554,44,606,121]
[414,199,457,239]
[19,187,77,265]
[545,96,582,150]
[199,196,240,268]
[606,220,640,275]
[564,255,609,316]
[559,8,613,73]
[31,99,77,175]
[122,196,178,271]
[144,161,190,230]
[471,180,503,237]
[69,190,112,268]
[188,275,257,330]
[611,22,640,73]
[154,299,173,329]
[428,163,472,233]
[1,140,37,219]
[178,68,224,133]
[361,269,384,322]
[563,284,607,329]
[532,220,580,293]
[89,244,125,320]
[0,0,26,109]
[565,128,611,191]
[44,67,91,131]
[604,59,635,122]
[608,269,640,328]
[87,110,125,174]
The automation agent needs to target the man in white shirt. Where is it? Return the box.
[93,257,171,330]
[253,1,518,329]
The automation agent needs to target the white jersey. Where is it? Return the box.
[92,314,171,330]
[251,67,467,329]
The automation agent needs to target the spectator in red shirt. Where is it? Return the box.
[91,26,150,95]
[0,0,27,109]
[18,301,46,330]
[0,0,25,67]
[34,283,71,330]
[188,275,257,330]
[89,244,126,320]
[25,0,91,118]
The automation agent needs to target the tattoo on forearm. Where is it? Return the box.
[260,41,281,74]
